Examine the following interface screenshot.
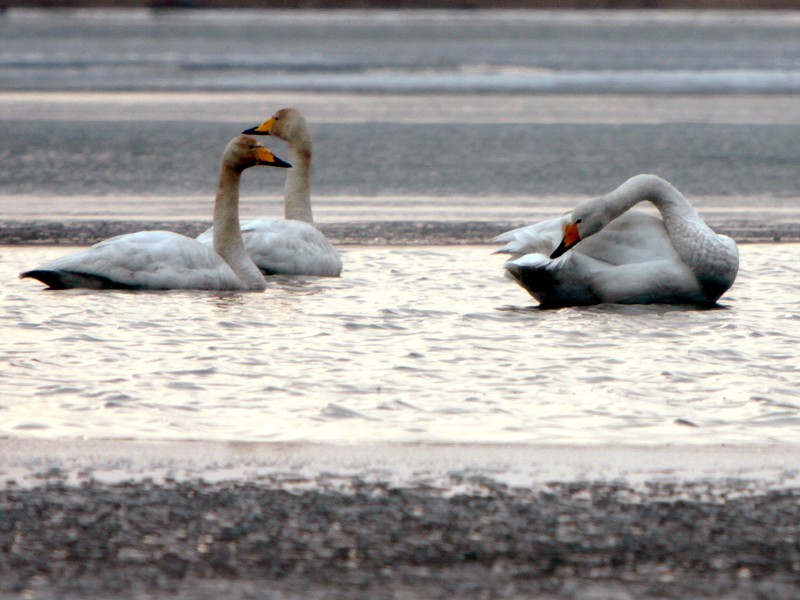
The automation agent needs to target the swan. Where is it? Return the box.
[20,136,291,291]
[494,174,739,307]
[197,108,342,277]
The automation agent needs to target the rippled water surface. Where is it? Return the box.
[2,9,799,480]
[1,244,798,446]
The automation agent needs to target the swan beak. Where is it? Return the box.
[255,147,291,168]
[242,117,275,136]
[550,222,580,259]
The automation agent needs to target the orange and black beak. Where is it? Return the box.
[242,117,275,136]
[255,146,291,169]
[550,222,580,259]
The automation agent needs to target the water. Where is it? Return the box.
[3,10,800,93]
[1,9,799,451]
[2,244,798,446]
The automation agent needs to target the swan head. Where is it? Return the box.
[241,108,309,143]
[550,198,612,259]
[223,135,292,172]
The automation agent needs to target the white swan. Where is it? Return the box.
[20,136,290,291]
[494,174,739,307]
[197,108,342,277]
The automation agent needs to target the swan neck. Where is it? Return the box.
[608,175,699,223]
[606,174,737,301]
[213,162,266,290]
[284,138,313,223]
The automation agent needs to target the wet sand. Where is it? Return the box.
[2,441,800,599]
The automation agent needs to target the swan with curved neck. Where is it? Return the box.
[246,107,314,223]
[198,108,342,277]
[495,174,739,307]
[21,136,290,291]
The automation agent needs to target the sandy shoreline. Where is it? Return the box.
[2,440,800,598]
[5,439,800,488]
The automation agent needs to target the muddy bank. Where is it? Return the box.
[1,219,797,246]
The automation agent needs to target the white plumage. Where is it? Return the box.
[21,136,290,291]
[495,174,739,307]
[196,219,340,278]
[22,231,246,290]
[199,107,342,277]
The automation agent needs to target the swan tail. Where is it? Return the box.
[19,269,139,290]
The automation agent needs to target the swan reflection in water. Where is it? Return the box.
[495,174,739,308]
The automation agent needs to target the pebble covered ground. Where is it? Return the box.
[2,475,799,599]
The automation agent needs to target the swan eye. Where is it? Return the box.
[576,219,583,224]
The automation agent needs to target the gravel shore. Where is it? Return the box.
[3,477,800,599]
[2,441,800,599]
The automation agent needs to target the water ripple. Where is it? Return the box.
[1,244,799,445]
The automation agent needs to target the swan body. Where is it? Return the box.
[495,174,739,307]
[21,136,290,291]
[199,107,342,277]
[23,231,254,291]
[198,219,341,277]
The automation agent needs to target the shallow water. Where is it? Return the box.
[2,244,798,446]
[1,9,799,451]
[3,10,800,93]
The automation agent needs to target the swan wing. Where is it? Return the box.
[499,176,739,306]
[574,210,680,266]
[583,212,738,302]
[22,231,242,290]
[493,215,567,259]
[494,210,674,264]
[242,220,342,277]
[505,250,707,307]
[503,212,703,306]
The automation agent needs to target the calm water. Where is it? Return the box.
[1,10,799,450]
[3,10,800,93]
[2,243,798,446]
